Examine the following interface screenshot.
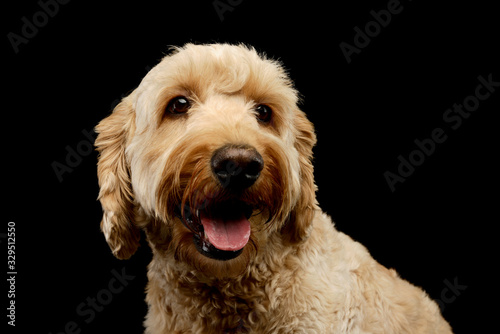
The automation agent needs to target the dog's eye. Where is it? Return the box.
[255,104,272,123]
[167,96,191,114]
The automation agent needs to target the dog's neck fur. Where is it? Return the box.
[143,221,316,333]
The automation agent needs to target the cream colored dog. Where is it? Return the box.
[95,43,453,333]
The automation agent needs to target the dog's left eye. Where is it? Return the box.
[255,104,272,123]
[167,96,191,114]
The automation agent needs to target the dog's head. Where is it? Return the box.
[96,44,317,278]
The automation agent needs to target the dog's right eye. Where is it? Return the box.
[255,104,272,123]
[166,96,191,114]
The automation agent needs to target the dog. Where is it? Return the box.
[95,43,453,333]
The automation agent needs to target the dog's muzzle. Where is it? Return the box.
[177,144,264,261]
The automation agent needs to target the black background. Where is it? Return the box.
[4,1,498,333]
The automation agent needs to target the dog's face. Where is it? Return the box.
[96,44,317,278]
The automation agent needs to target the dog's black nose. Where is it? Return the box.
[211,144,264,190]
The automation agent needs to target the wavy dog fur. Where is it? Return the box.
[95,43,453,333]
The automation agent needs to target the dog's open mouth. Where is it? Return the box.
[176,200,253,261]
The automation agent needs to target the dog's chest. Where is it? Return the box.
[197,284,267,331]
[159,272,271,333]
[222,318,250,334]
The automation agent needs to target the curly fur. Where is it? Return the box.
[95,43,453,333]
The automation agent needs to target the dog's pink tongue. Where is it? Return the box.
[200,214,251,251]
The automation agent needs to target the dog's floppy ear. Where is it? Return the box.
[95,97,140,259]
[282,109,318,245]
